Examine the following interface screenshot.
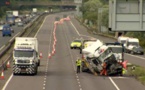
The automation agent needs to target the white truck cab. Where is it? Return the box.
[82,39,103,58]
[105,43,124,62]
[94,45,113,63]
[13,37,40,75]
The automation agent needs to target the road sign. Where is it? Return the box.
[74,0,82,4]
[109,0,145,31]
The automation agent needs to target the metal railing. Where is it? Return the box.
[0,13,46,71]
[17,1,78,6]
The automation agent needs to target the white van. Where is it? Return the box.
[118,36,129,46]
[124,38,140,53]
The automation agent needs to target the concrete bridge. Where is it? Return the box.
[17,1,80,6]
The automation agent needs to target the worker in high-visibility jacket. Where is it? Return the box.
[76,57,82,73]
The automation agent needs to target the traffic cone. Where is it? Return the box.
[39,52,43,58]
[122,60,128,69]
[67,16,70,20]
[6,61,10,68]
[52,51,55,56]
[48,53,51,59]
[0,70,4,80]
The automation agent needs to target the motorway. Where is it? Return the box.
[1,12,145,90]
[0,25,22,48]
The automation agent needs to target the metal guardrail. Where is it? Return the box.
[17,1,79,6]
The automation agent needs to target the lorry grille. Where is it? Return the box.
[17,60,30,63]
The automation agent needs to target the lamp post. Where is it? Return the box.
[98,8,108,33]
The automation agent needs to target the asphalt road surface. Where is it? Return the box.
[2,12,145,90]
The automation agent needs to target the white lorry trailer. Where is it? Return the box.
[13,37,40,75]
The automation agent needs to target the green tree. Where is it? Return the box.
[82,0,102,24]
[101,5,109,28]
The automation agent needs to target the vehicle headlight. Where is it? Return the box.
[71,43,74,46]
[30,60,35,64]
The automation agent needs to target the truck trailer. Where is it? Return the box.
[13,37,40,75]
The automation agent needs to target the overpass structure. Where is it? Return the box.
[16,1,80,6]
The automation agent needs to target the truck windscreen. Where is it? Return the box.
[97,49,112,62]
[121,40,126,44]
[110,47,123,53]
[128,42,139,46]
[14,50,34,57]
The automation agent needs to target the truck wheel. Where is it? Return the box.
[70,47,73,49]
[130,51,134,54]
[9,34,11,37]
[80,49,82,54]
[141,52,144,55]
[81,61,88,72]
[34,66,38,75]
[13,72,17,75]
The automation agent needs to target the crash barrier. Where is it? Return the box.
[0,10,66,72]
[0,13,46,72]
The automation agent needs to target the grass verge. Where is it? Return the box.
[127,64,145,85]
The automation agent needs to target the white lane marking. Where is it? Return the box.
[2,52,18,90]
[64,26,83,90]
[34,16,48,38]
[2,74,13,90]
[109,77,120,90]
[42,16,54,90]
[70,20,121,90]
[0,45,5,51]
[2,15,48,90]
[70,21,80,36]
[9,32,20,42]
[80,34,94,38]
[111,76,128,79]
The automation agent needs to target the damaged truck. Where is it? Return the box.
[81,39,125,76]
